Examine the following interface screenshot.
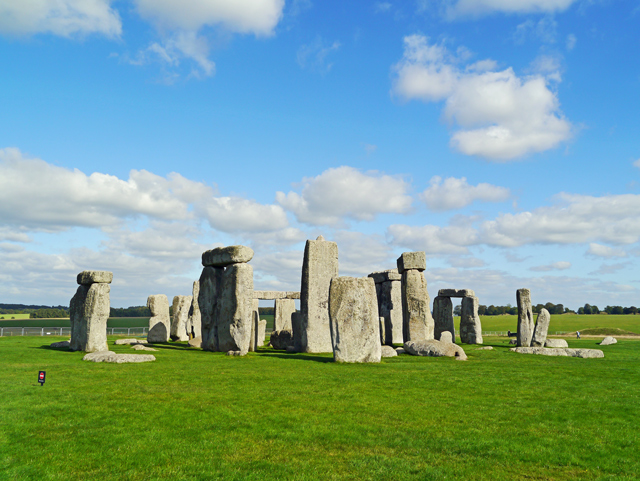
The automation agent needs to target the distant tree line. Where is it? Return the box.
[29,308,69,318]
[110,306,152,317]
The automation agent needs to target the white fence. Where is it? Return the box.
[0,327,148,337]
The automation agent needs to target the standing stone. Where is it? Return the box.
[600,336,617,346]
[215,263,254,353]
[328,276,381,363]
[460,296,483,344]
[291,311,303,352]
[249,309,259,352]
[370,270,403,345]
[147,294,170,343]
[171,295,192,341]
[187,281,201,339]
[531,308,551,347]
[378,316,386,345]
[400,268,434,342]
[199,266,224,351]
[516,288,535,347]
[258,319,267,348]
[274,298,296,331]
[300,235,339,353]
[433,295,455,343]
[69,278,111,353]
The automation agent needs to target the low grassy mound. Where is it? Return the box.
[574,327,639,336]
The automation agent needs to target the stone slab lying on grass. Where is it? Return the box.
[114,338,147,345]
[510,347,604,358]
[132,344,157,351]
[395,347,405,355]
[404,340,467,360]
[226,350,247,356]
[270,330,293,350]
[600,336,617,346]
[476,346,493,350]
[381,345,398,357]
[83,351,156,363]
[544,339,568,348]
[50,340,70,348]
[188,336,202,348]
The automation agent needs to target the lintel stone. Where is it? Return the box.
[253,290,300,300]
[77,270,113,285]
[437,288,476,298]
[396,252,426,274]
[202,245,254,267]
[368,269,402,284]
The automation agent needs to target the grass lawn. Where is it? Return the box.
[464,314,640,335]
[0,313,30,320]
[0,317,151,328]
[1,336,638,480]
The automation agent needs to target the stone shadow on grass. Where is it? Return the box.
[258,351,334,363]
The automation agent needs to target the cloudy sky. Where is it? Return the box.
[1,0,639,309]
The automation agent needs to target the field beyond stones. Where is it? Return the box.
[1,336,639,480]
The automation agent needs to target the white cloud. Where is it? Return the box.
[387,223,476,254]
[633,158,640,169]
[333,231,396,277]
[420,176,510,211]
[514,17,557,44]
[0,0,121,37]
[374,2,393,13]
[200,196,289,233]
[276,166,413,226]
[566,33,577,51]
[587,243,627,258]
[297,37,341,74]
[589,263,627,276]
[447,256,486,268]
[530,261,571,271]
[446,0,577,18]
[392,34,572,160]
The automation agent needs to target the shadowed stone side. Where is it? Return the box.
[460,296,483,345]
[188,281,202,339]
[328,276,381,363]
[401,269,434,343]
[433,295,455,343]
[199,266,224,351]
[270,330,293,350]
[147,294,170,343]
[373,275,403,345]
[274,298,296,331]
[215,263,253,354]
[69,282,110,353]
[300,236,339,353]
[437,289,475,298]
[170,295,192,342]
[531,308,551,347]
[292,311,303,352]
[516,288,534,347]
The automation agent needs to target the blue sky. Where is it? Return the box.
[1,0,639,310]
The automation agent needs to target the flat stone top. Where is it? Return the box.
[438,289,476,298]
[396,251,426,274]
[202,245,254,267]
[253,290,300,300]
[368,269,402,283]
[77,270,113,285]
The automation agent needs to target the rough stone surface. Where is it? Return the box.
[77,270,113,285]
[378,316,386,345]
[132,344,157,351]
[396,251,426,274]
[511,347,604,358]
[437,289,476,298]
[376,278,403,345]
[531,308,551,347]
[401,269,434,343]
[188,336,202,348]
[300,237,339,353]
[274,298,296,331]
[460,296,483,344]
[114,338,147,345]
[253,291,300,300]
[270,330,294,350]
[82,351,156,363]
[147,294,170,343]
[600,336,618,346]
[291,311,303,352]
[328,276,381,363]
[433,296,455,343]
[215,263,254,353]
[381,345,398,357]
[439,331,453,344]
[516,288,535,347]
[199,266,224,351]
[476,346,493,350]
[404,340,467,360]
[69,282,110,353]
[368,269,402,284]
[545,338,569,348]
[226,350,247,357]
[395,347,406,355]
[50,340,70,348]
[249,309,258,352]
[286,345,297,353]
[187,281,202,339]
[202,245,254,267]
[258,320,267,348]
[170,295,192,342]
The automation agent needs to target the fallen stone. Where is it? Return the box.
[396,251,426,274]
[381,345,398,357]
[114,338,147,345]
[132,344,157,351]
[50,340,70,348]
[460,296,483,344]
[77,270,113,285]
[147,294,170,343]
[437,289,476,298]
[395,347,406,355]
[226,350,247,356]
[476,346,493,350]
[511,347,604,358]
[170,295,192,342]
[600,336,617,346]
[69,282,110,353]
[440,331,453,344]
[188,336,202,348]
[368,269,402,284]
[286,345,297,353]
[433,296,455,343]
[401,269,434,342]
[270,330,294,350]
[83,351,156,363]
[328,276,381,363]
[516,288,535,347]
[404,340,467,360]
[202,245,254,267]
[253,291,300,300]
[531,308,551,347]
[544,338,569,348]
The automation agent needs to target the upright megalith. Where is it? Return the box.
[69,270,112,353]
[171,295,192,341]
[368,269,403,345]
[433,296,455,342]
[460,296,483,344]
[199,266,224,351]
[531,308,551,347]
[147,294,170,343]
[300,235,339,353]
[187,281,201,339]
[274,298,296,331]
[398,252,434,343]
[328,276,381,363]
[516,288,535,347]
[291,311,303,352]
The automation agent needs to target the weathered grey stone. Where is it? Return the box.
[253,291,300,300]
[437,289,476,298]
[114,338,147,345]
[258,319,267,348]
[531,308,551,347]
[439,331,453,344]
[270,330,294,350]
[300,236,339,353]
[249,311,266,351]
[286,345,297,353]
[69,282,110,353]
[600,336,617,346]
[378,316,386,344]
[147,294,170,343]
[202,245,254,267]
[376,278,403,345]
[509,339,518,345]
[404,340,467,360]
[215,263,254,353]
[132,344,157,351]
[77,270,113,285]
[395,347,406,355]
[226,350,247,356]
[328,276,381,363]
[187,281,201,339]
[545,338,569,348]
[401,269,434,343]
[511,347,604,358]
[50,340,70,348]
[396,251,426,274]
[460,296,483,345]
[368,269,402,284]
[199,266,224,351]
[188,336,202,348]
[274,298,296,331]
[249,304,259,352]
[381,345,398,357]
[170,295,192,342]
[516,288,535,347]
[82,351,156,363]
[476,346,493,350]
[433,296,455,343]
[291,311,303,352]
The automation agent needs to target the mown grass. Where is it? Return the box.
[0,314,30,320]
[466,314,640,335]
[0,317,151,328]
[1,335,639,480]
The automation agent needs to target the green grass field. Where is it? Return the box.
[0,317,151,328]
[0,313,30,320]
[1,335,639,480]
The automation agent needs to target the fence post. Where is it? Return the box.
[22,327,25,336]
